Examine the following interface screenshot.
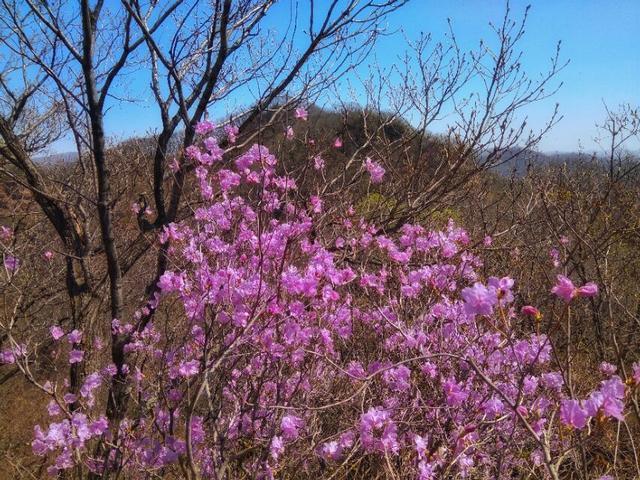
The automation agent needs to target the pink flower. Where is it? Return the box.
[421,362,437,379]
[442,378,468,406]
[90,417,109,436]
[632,362,640,384]
[295,107,308,121]
[218,169,241,191]
[203,137,224,163]
[158,271,186,293]
[281,415,304,441]
[551,275,576,302]
[185,145,202,162]
[310,195,323,214]
[364,157,385,183]
[560,399,588,430]
[4,255,20,273]
[47,400,62,417]
[599,362,616,376]
[235,150,257,171]
[542,372,564,390]
[487,276,514,304]
[346,361,365,379]
[0,349,16,364]
[313,155,325,170]
[224,124,239,143]
[270,435,284,461]
[0,225,13,241]
[63,393,77,404]
[333,137,343,148]
[43,251,54,261]
[178,360,200,377]
[285,126,294,140]
[483,235,492,246]
[169,158,180,173]
[383,365,411,392]
[319,440,341,461]
[68,350,84,364]
[195,120,215,135]
[551,275,598,302]
[483,397,505,418]
[80,373,102,399]
[50,326,64,341]
[583,391,604,417]
[414,434,427,458]
[418,461,436,479]
[462,282,498,316]
[599,376,625,421]
[576,282,598,297]
[359,407,398,454]
[68,329,82,344]
[521,305,541,318]
[602,395,625,421]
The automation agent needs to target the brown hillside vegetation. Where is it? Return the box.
[2,105,640,478]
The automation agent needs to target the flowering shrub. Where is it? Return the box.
[2,124,638,478]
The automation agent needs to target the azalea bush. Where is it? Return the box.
[2,121,640,479]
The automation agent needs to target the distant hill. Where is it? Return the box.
[31,105,638,179]
[488,149,638,177]
[34,152,78,164]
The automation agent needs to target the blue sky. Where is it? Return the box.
[376,0,639,152]
[82,1,639,153]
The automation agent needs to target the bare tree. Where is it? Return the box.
[0,1,406,475]
[315,4,565,233]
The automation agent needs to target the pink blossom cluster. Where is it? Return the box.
[33,412,109,476]
[20,127,639,478]
[560,374,626,430]
[364,156,385,183]
[1,225,21,274]
[551,274,598,302]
